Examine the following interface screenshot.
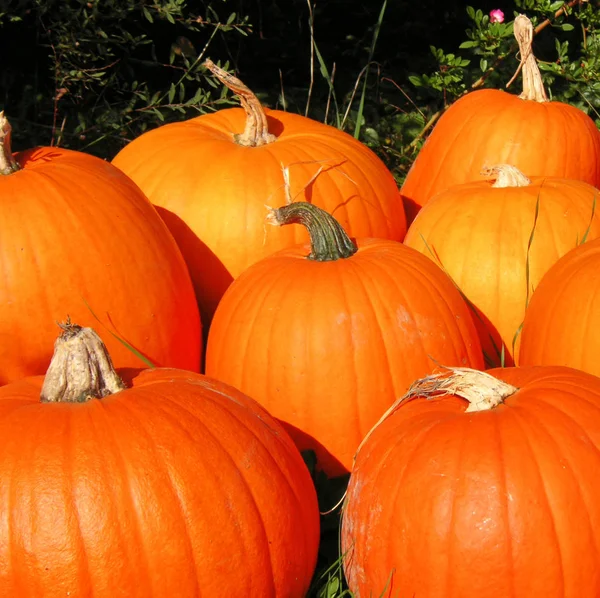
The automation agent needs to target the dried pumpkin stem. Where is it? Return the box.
[507,14,548,102]
[481,164,531,188]
[266,202,358,261]
[0,111,21,175]
[204,59,276,148]
[402,367,518,412]
[40,321,126,403]
[354,367,518,464]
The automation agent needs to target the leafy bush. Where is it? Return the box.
[0,0,250,155]
[3,0,596,185]
[363,0,600,183]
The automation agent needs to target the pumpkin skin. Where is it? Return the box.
[342,365,600,598]
[0,341,320,596]
[519,237,600,375]
[112,61,406,325]
[404,166,600,367]
[205,203,483,477]
[0,139,202,384]
[400,16,600,224]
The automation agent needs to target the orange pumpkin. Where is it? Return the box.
[205,202,483,477]
[404,164,600,366]
[112,60,406,326]
[0,112,201,384]
[342,365,600,598]
[519,237,600,374]
[401,15,600,224]
[0,323,320,597]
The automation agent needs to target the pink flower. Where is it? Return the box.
[489,9,505,23]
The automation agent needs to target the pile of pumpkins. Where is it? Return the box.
[2,13,600,597]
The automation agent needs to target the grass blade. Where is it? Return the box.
[579,189,597,246]
[418,232,502,367]
[82,298,156,368]
[513,189,542,358]
[353,0,387,139]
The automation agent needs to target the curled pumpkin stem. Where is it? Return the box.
[266,201,358,262]
[401,367,517,412]
[204,59,276,148]
[0,111,21,175]
[507,14,548,102]
[353,367,518,468]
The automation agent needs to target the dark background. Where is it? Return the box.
[0,0,590,163]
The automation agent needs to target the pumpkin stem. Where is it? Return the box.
[266,202,358,261]
[40,320,126,403]
[354,367,517,464]
[481,164,531,188]
[506,14,548,102]
[204,59,276,148]
[0,111,21,175]
[354,367,519,462]
[402,367,518,413]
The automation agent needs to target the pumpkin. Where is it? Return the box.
[111,60,406,327]
[401,14,600,224]
[342,365,600,598]
[519,237,600,374]
[205,202,483,477]
[0,322,320,597]
[0,112,201,384]
[404,164,600,367]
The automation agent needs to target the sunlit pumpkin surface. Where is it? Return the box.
[520,236,600,375]
[0,367,320,597]
[112,106,407,323]
[0,146,202,384]
[342,365,600,598]
[401,87,600,221]
[404,172,600,366]
[206,232,484,477]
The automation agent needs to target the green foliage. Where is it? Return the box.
[406,0,600,113]
[1,0,597,177]
[0,0,250,155]
[408,46,472,101]
[302,450,352,597]
[358,0,600,183]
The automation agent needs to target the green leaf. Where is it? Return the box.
[459,40,478,49]
[168,83,176,104]
[408,75,423,87]
[480,58,488,72]
[560,23,575,32]
[549,0,565,10]
[363,127,379,144]
[326,577,340,597]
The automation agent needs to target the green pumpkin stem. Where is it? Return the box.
[204,59,276,148]
[507,14,548,102]
[0,112,21,175]
[266,202,358,261]
[40,320,126,403]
